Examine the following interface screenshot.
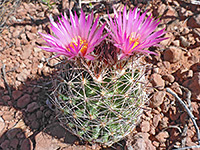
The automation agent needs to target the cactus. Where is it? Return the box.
[49,43,148,146]
[40,6,166,146]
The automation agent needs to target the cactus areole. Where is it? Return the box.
[39,6,166,146]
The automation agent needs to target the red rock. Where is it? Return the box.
[152,141,159,147]
[2,112,14,122]
[10,138,19,149]
[190,63,200,72]
[187,129,194,138]
[21,45,33,60]
[16,71,28,82]
[162,74,175,83]
[160,32,175,46]
[2,95,10,102]
[183,72,200,101]
[0,140,10,149]
[149,126,156,135]
[185,137,198,150]
[6,128,21,139]
[36,110,43,119]
[26,102,39,113]
[13,29,21,38]
[31,26,37,33]
[17,94,31,108]
[191,102,199,119]
[140,121,150,133]
[31,121,40,129]
[165,6,178,17]
[157,4,166,16]
[153,114,161,128]
[25,25,32,31]
[188,55,199,64]
[172,40,180,47]
[132,132,155,150]
[20,139,31,150]
[180,36,190,47]
[159,117,169,130]
[163,47,183,63]
[12,90,23,100]
[44,110,51,117]
[171,82,182,95]
[180,112,188,124]
[155,131,169,143]
[150,73,165,90]
[28,113,36,122]
[150,91,166,108]
[26,32,37,40]
[35,131,68,150]
[62,0,75,11]
[169,106,180,121]
[180,70,193,80]
[188,13,200,28]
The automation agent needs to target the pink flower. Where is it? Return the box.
[107,6,167,59]
[40,10,107,60]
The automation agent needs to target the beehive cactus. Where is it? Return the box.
[40,6,166,146]
[50,53,148,146]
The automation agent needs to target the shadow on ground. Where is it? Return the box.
[0,71,126,150]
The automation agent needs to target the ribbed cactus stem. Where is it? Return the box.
[50,56,148,146]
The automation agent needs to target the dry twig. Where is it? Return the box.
[166,88,200,150]
[0,63,12,97]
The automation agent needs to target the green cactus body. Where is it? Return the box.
[51,56,148,146]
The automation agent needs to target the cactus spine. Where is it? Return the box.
[49,44,148,146]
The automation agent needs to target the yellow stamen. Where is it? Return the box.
[129,32,140,52]
[67,36,88,56]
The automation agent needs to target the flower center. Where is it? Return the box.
[129,32,140,51]
[68,36,88,56]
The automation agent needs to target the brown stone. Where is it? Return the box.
[6,128,21,139]
[162,74,175,83]
[21,45,33,60]
[155,131,169,143]
[17,94,31,108]
[190,63,200,72]
[20,139,31,150]
[36,110,43,119]
[180,70,193,80]
[180,112,188,124]
[2,95,10,102]
[0,140,10,149]
[140,121,150,133]
[160,32,175,46]
[171,82,182,96]
[180,36,190,47]
[31,121,40,129]
[26,102,39,113]
[153,114,161,128]
[2,112,14,122]
[26,32,37,40]
[10,138,19,149]
[150,91,166,108]
[169,106,180,121]
[132,132,155,150]
[150,73,165,90]
[163,47,183,63]
[165,6,178,17]
[183,72,200,101]
[35,131,69,150]
[188,13,200,28]
[12,90,23,100]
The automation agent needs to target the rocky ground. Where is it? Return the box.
[0,0,200,149]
